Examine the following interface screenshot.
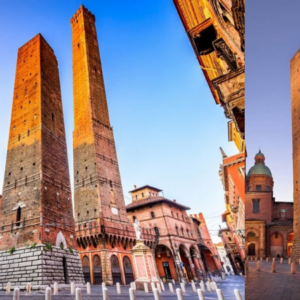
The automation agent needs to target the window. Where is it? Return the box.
[142,193,144,197]
[154,227,159,236]
[182,215,184,221]
[135,195,138,200]
[151,212,155,218]
[186,229,189,237]
[181,228,184,236]
[176,213,179,219]
[16,206,21,227]
[228,237,232,241]
[109,180,113,188]
[171,211,173,217]
[266,186,271,191]
[247,231,255,237]
[133,216,136,222]
[252,199,260,213]
[256,185,262,191]
[248,186,252,192]
[176,227,179,235]
[52,113,55,122]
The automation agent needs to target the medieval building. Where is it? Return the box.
[71,6,156,286]
[173,0,245,152]
[0,34,84,287]
[218,149,245,274]
[245,151,293,258]
[126,185,223,282]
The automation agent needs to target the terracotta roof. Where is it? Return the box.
[126,196,190,211]
[128,185,162,193]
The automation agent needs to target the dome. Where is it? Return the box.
[247,164,272,177]
[255,150,265,158]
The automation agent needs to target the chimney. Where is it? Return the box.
[173,199,176,202]
[134,185,137,189]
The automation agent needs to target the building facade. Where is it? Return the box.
[71,6,156,286]
[215,242,234,274]
[173,0,245,152]
[0,34,84,287]
[245,151,293,258]
[126,185,223,282]
[218,149,245,274]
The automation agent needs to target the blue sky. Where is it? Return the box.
[0,0,237,240]
[246,0,300,203]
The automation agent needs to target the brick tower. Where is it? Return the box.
[0,34,84,287]
[71,6,155,285]
[291,50,300,259]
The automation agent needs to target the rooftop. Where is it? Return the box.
[126,196,190,211]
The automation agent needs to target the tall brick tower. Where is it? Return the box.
[0,34,84,287]
[291,50,300,259]
[71,6,155,285]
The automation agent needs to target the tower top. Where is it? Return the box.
[247,150,272,177]
[70,5,95,24]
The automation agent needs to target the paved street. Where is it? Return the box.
[246,259,300,300]
[0,276,244,299]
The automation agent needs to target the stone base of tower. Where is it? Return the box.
[0,245,84,290]
[291,239,300,260]
[131,240,160,291]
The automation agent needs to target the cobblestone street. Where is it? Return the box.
[246,259,300,300]
[0,276,244,299]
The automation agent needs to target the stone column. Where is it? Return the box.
[187,256,197,280]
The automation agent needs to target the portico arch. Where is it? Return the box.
[155,244,178,281]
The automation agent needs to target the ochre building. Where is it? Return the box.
[126,185,223,282]
[173,0,245,152]
[219,149,245,274]
[245,151,293,258]
[71,6,155,286]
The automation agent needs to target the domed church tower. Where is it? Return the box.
[246,150,274,223]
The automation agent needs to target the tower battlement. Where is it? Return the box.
[70,5,95,24]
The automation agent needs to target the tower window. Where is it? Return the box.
[154,227,159,236]
[109,180,113,188]
[256,185,262,191]
[16,207,21,227]
[151,212,155,218]
[252,199,260,213]
[266,186,271,191]
[133,216,136,222]
[52,113,55,122]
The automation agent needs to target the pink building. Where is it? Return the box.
[126,185,223,282]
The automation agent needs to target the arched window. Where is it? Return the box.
[154,227,159,236]
[52,113,55,122]
[171,211,174,217]
[133,216,136,222]
[151,212,155,218]
[247,231,256,238]
[181,228,184,236]
[186,229,189,237]
[182,215,184,221]
[176,226,179,235]
[16,206,21,227]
